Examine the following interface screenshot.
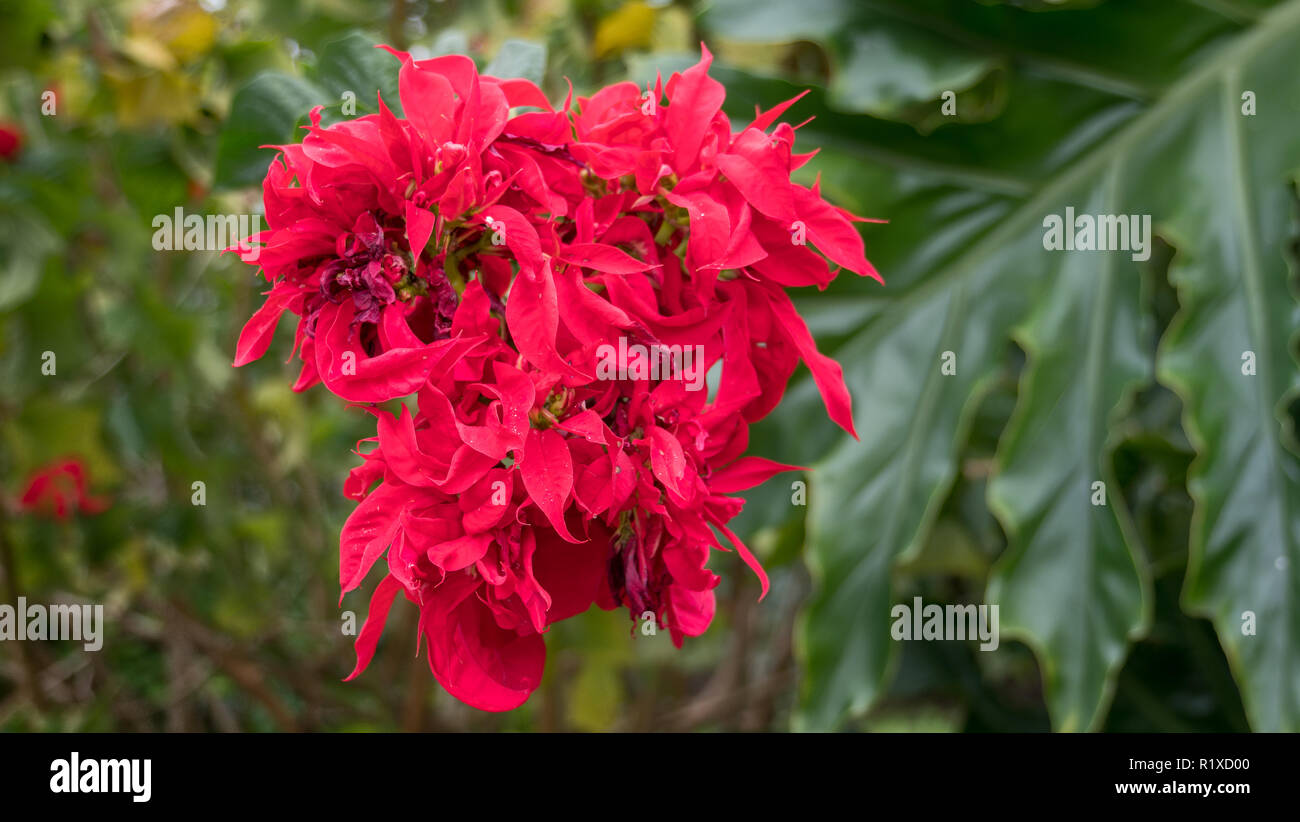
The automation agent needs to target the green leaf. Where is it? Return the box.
[701,0,855,43]
[1152,27,1300,730]
[702,0,1003,130]
[484,38,546,85]
[0,211,56,311]
[0,0,53,71]
[795,0,1300,730]
[984,163,1152,733]
[214,71,327,189]
[314,31,402,116]
[827,25,1003,129]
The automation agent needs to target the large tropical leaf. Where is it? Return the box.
[680,0,1300,730]
[1153,35,1300,731]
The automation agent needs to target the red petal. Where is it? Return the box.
[427,532,495,572]
[707,456,803,494]
[716,129,796,223]
[749,89,810,133]
[518,427,580,543]
[791,184,883,283]
[760,284,858,439]
[315,301,450,402]
[553,264,633,347]
[339,484,405,596]
[405,202,437,257]
[661,186,729,268]
[481,204,543,276]
[532,525,608,623]
[496,78,552,110]
[422,576,546,712]
[558,242,655,274]
[665,44,726,172]
[344,574,403,681]
[710,517,770,600]
[665,585,716,646]
[396,56,457,147]
[233,284,295,366]
[647,426,688,499]
[505,257,587,378]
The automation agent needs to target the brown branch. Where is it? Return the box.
[661,669,796,731]
[0,501,47,713]
[150,597,301,732]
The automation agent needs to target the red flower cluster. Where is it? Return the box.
[233,45,880,710]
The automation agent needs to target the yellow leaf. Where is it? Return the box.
[130,0,218,65]
[566,661,623,730]
[593,1,657,59]
[121,34,178,72]
[104,66,200,128]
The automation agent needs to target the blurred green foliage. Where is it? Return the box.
[1,0,1296,732]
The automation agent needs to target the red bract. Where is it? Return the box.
[17,458,110,520]
[232,44,882,711]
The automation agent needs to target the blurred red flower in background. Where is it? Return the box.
[0,122,24,163]
[17,458,110,520]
